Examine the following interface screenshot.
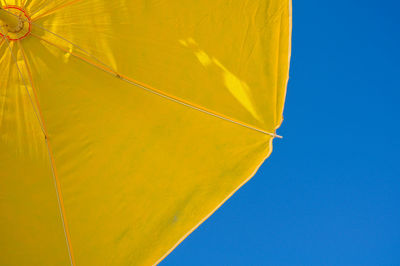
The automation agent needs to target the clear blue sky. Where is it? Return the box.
[162,1,400,265]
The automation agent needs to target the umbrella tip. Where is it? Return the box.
[0,6,31,41]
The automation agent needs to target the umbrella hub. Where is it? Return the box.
[0,6,31,41]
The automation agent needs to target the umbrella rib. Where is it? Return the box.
[0,8,282,138]
[120,77,282,138]
[18,41,48,135]
[31,33,282,139]
[1,30,75,266]
[18,40,76,266]
[0,31,47,137]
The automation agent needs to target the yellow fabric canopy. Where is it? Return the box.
[0,0,291,265]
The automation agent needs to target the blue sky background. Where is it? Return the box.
[162,0,400,265]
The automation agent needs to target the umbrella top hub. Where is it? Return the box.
[0,6,31,41]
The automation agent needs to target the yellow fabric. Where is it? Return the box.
[0,0,291,265]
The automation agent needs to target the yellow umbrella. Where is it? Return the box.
[0,1,291,265]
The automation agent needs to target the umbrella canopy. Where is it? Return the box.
[0,0,291,265]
